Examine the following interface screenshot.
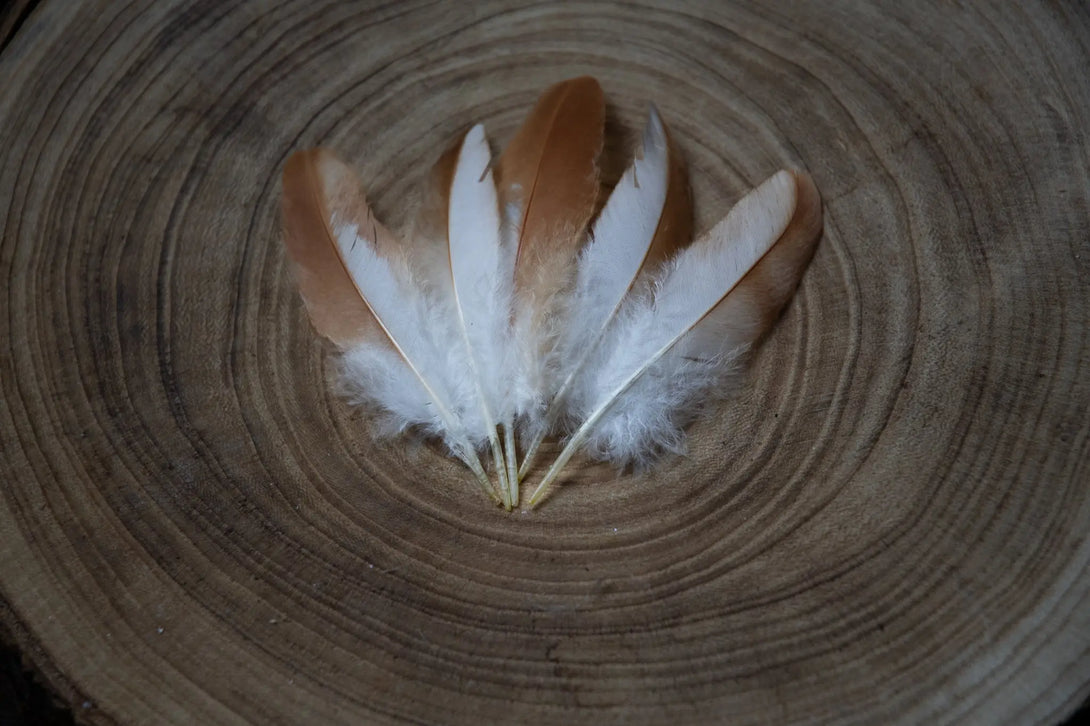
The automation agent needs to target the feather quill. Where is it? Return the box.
[281,148,499,503]
[496,77,606,482]
[517,105,692,478]
[529,169,822,506]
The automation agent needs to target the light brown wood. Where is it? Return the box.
[1,2,1088,724]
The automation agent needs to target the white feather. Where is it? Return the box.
[446,124,518,504]
[448,125,515,420]
[531,108,674,438]
[529,170,799,503]
[329,219,487,465]
[570,107,673,343]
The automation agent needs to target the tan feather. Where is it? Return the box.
[643,118,694,266]
[682,170,822,357]
[281,147,500,503]
[281,148,397,349]
[529,169,823,506]
[517,106,694,480]
[497,76,606,300]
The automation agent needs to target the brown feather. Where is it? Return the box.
[643,118,694,266]
[411,139,461,249]
[497,76,606,300]
[688,170,823,354]
[724,170,822,331]
[281,148,397,349]
[282,149,501,500]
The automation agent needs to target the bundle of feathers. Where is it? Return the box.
[281,77,822,509]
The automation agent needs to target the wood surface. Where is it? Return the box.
[2,1,1089,724]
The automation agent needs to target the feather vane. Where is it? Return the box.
[445,124,517,506]
[281,148,498,502]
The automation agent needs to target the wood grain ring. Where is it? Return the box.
[1,2,1088,724]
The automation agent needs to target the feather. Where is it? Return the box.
[517,105,692,478]
[406,139,461,288]
[281,148,499,504]
[443,124,518,507]
[528,169,822,506]
[496,76,606,448]
[402,136,518,504]
[281,149,397,349]
[281,79,823,511]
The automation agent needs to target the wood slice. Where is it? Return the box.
[2,1,1088,724]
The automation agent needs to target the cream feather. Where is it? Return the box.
[497,77,606,470]
[528,170,822,506]
[444,124,518,507]
[281,149,499,504]
[518,105,692,478]
[280,79,823,511]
